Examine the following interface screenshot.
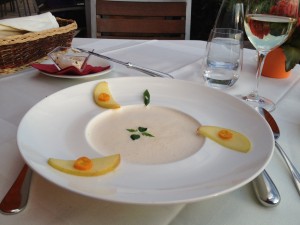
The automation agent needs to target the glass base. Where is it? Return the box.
[242,94,276,112]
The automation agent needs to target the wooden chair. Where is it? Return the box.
[88,0,188,40]
[0,0,17,18]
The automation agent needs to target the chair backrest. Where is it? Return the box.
[94,0,186,40]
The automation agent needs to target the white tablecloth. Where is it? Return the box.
[0,38,299,224]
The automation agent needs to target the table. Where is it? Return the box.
[0,38,299,224]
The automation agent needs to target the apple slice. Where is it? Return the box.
[93,81,120,109]
[197,126,251,153]
[48,154,121,176]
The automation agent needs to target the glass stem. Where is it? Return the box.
[252,52,267,99]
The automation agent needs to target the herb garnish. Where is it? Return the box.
[143,89,150,106]
[127,126,154,140]
[130,134,141,141]
[126,129,137,132]
[138,127,147,132]
[141,132,154,137]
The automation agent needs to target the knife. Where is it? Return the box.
[76,48,174,79]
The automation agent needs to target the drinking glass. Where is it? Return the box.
[213,0,245,31]
[202,0,245,89]
[242,0,299,111]
[202,28,243,89]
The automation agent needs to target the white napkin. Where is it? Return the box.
[0,12,59,38]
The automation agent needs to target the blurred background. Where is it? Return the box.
[0,0,223,40]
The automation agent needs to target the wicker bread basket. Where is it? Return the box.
[0,17,77,74]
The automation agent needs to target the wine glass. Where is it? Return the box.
[242,0,299,111]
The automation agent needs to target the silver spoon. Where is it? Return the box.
[0,164,32,214]
[251,107,281,207]
[252,170,280,207]
[258,107,300,195]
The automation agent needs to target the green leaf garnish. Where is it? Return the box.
[130,134,140,140]
[142,132,154,137]
[138,127,147,132]
[143,89,150,106]
[127,129,137,132]
[127,126,154,140]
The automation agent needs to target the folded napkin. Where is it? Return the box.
[31,63,111,76]
[0,12,59,38]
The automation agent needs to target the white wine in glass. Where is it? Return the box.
[243,0,298,111]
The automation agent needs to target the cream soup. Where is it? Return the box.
[86,105,204,164]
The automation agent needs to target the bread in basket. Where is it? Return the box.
[0,17,77,74]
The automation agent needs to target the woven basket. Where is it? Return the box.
[0,17,77,74]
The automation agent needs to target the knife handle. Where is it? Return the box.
[252,170,280,207]
[0,164,32,214]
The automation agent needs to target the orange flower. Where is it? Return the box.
[270,0,299,26]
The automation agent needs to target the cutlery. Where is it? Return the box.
[252,170,280,207]
[251,107,281,207]
[258,107,300,195]
[81,49,94,69]
[0,164,32,214]
[76,48,174,79]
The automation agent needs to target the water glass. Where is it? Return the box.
[202,28,243,89]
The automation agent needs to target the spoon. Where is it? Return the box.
[258,107,300,195]
[252,170,280,207]
[0,164,32,214]
[251,107,281,207]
